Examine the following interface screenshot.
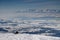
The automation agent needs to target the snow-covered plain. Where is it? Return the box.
[0,19,60,40]
[0,33,60,40]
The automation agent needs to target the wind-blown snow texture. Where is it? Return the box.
[0,19,60,37]
[0,33,60,40]
[0,16,60,40]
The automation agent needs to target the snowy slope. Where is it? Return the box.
[0,33,60,40]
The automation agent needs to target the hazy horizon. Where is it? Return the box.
[0,0,60,20]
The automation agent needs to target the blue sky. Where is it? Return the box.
[0,0,60,8]
[0,0,60,20]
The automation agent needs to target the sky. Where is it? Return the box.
[0,0,60,20]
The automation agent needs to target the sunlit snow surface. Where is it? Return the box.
[0,19,60,40]
[0,19,60,35]
[0,33,60,40]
